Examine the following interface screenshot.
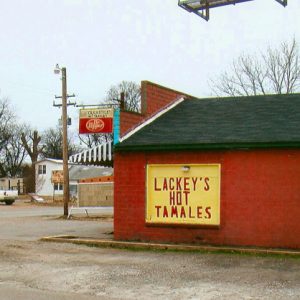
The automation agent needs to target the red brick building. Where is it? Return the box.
[114,82,300,249]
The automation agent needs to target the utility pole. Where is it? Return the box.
[54,65,76,217]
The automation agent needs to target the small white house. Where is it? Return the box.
[35,158,64,198]
[35,158,113,202]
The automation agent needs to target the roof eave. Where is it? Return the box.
[115,141,300,152]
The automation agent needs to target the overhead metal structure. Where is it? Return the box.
[178,0,288,21]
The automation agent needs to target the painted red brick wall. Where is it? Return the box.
[140,81,190,116]
[119,81,190,136]
[120,111,144,137]
[114,149,300,249]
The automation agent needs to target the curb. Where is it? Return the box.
[40,235,300,257]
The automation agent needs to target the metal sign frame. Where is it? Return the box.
[146,164,221,226]
[178,0,288,21]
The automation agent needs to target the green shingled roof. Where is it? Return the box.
[115,94,300,151]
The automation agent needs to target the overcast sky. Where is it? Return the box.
[0,0,299,132]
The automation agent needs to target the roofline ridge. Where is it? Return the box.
[34,158,63,164]
[192,93,300,101]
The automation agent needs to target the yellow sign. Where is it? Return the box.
[146,164,220,226]
[51,170,64,184]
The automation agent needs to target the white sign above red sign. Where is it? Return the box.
[79,108,113,134]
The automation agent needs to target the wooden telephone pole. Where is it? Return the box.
[54,66,76,217]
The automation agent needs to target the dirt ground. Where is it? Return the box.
[0,200,300,299]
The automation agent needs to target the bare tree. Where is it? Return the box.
[78,133,112,149]
[210,39,300,96]
[0,98,18,177]
[0,98,15,152]
[0,124,27,177]
[105,81,141,112]
[41,126,79,159]
[21,129,44,192]
[21,129,43,165]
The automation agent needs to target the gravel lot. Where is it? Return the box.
[0,200,300,299]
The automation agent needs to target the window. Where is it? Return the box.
[69,184,77,196]
[38,165,46,175]
[54,183,63,191]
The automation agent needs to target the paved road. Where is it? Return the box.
[0,200,113,241]
[0,201,113,218]
[0,204,62,218]
[0,200,300,300]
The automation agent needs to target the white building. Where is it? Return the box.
[0,177,24,193]
[35,158,64,198]
[35,158,113,201]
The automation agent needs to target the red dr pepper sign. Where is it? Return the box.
[79,108,113,134]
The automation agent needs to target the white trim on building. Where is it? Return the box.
[119,97,185,143]
[69,141,113,164]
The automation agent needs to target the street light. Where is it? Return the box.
[54,64,70,217]
[54,64,61,74]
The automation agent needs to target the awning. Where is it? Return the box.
[68,141,113,164]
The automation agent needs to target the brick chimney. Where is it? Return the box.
[119,81,191,137]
